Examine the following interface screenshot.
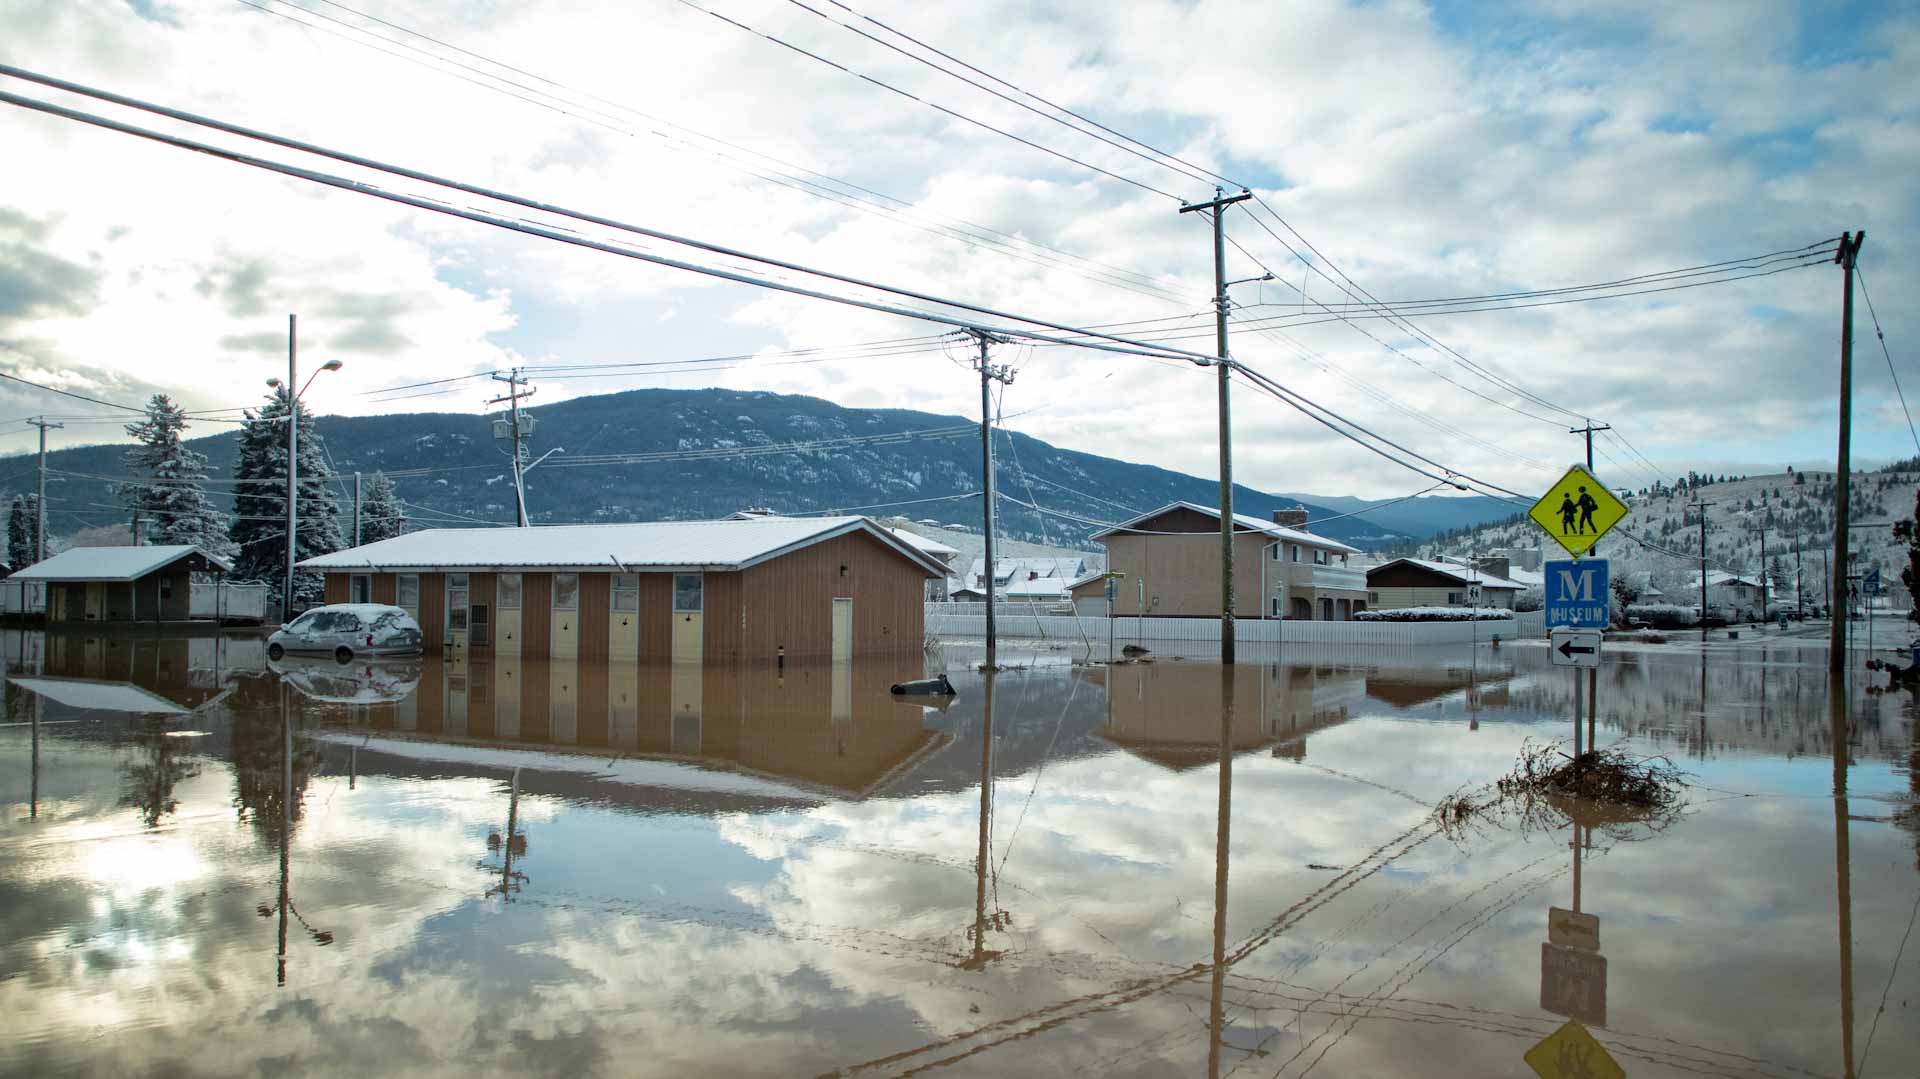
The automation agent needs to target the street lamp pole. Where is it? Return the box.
[268,314,342,619]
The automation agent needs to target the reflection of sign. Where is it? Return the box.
[1548,907,1600,951]
[1550,628,1603,669]
[1529,466,1630,558]
[1545,559,1609,629]
[1525,1020,1623,1079]
[1540,942,1607,1026]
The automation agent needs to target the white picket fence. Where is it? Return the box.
[925,603,1533,647]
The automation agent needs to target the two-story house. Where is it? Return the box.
[1088,502,1368,620]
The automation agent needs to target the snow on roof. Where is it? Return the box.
[299,516,946,576]
[887,526,959,557]
[1089,501,1360,554]
[1005,577,1068,598]
[1691,570,1760,588]
[10,544,230,582]
[10,676,189,715]
[1369,558,1526,591]
[1505,568,1545,587]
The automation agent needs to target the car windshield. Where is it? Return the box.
[288,611,319,630]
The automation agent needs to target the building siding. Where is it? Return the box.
[419,572,445,652]
[324,574,349,605]
[738,531,927,659]
[579,573,611,659]
[521,573,552,661]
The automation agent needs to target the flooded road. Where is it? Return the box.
[1,630,1916,1077]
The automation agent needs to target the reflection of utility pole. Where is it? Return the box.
[277,683,291,985]
[485,767,529,900]
[1830,680,1857,1079]
[967,330,1014,667]
[962,668,1005,971]
[1206,668,1238,1077]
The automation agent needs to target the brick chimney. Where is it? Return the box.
[1272,505,1310,529]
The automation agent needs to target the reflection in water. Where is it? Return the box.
[0,629,1915,1077]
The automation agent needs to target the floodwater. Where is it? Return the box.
[1,629,1916,1078]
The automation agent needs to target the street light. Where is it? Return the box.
[271,315,343,620]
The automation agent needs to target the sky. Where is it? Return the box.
[0,0,1915,501]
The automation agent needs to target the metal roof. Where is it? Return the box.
[298,516,947,576]
[9,545,231,582]
[1088,501,1360,554]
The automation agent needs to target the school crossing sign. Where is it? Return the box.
[1528,465,1630,558]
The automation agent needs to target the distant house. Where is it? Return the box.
[884,526,961,601]
[300,515,943,662]
[1090,502,1367,620]
[6,545,233,624]
[1686,571,1766,619]
[1365,558,1525,611]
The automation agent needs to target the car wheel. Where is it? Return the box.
[334,645,354,664]
[268,643,285,660]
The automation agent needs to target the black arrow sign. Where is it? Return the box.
[1557,639,1597,658]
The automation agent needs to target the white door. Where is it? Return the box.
[610,574,640,659]
[551,573,579,660]
[495,573,522,657]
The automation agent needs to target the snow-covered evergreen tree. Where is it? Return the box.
[358,471,406,543]
[6,494,31,567]
[229,388,344,606]
[120,395,233,557]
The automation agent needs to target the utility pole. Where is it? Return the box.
[1830,230,1866,675]
[1748,524,1768,622]
[284,314,298,620]
[489,370,537,527]
[28,416,61,562]
[967,330,1014,666]
[1178,186,1255,664]
[131,510,141,546]
[352,471,362,547]
[1690,500,1713,634]
[1794,534,1805,620]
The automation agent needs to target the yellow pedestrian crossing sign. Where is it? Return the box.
[1529,465,1629,558]
[1524,1020,1623,1079]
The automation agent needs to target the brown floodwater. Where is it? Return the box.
[1,628,1916,1078]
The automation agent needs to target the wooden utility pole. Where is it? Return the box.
[1572,420,1609,746]
[488,370,537,528]
[1690,500,1713,634]
[352,471,362,547]
[968,330,1014,666]
[1749,525,1769,621]
[1830,230,1865,675]
[1179,186,1254,665]
[28,416,61,562]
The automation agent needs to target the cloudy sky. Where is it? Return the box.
[0,0,1914,499]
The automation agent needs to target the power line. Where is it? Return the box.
[1856,266,1919,458]
[0,77,1217,367]
[236,0,1193,305]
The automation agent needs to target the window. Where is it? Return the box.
[553,572,579,610]
[1289,545,1300,562]
[497,573,521,610]
[448,573,469,632]
[350,574,371,603]
[1368,592,1379,604]
[1270,596,1280,617]
[289,610,320,631]
[397,574,419,609]
[613,573,639,612]
[1447,591,1464,605]
[1269,543,1280,561]
[673,574,702,613]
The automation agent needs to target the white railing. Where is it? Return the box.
[190,581,269,622]
[926,605,1522,646]
[1310,565,1368,592]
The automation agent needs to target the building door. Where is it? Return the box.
[446,574,469,651]
[495,574,521,656]
[671,574,702,665]
[831,597,853,663]
[610,574,639,659]
[397,574,420,624]
[85,582,106,621]
[551,573,579,660]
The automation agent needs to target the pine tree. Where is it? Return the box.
[229,388,345,607]
[120,394,233,557]
[1895,489,1920,626]
[5,495,30,568]
[358,471,407,543]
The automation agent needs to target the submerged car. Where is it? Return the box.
[267,603,424,662]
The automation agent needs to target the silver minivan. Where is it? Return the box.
[267,603,424,662]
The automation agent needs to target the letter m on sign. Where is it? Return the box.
[1544,559,1609,629]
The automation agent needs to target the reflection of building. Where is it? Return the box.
[303,516,942,663]
[1099,662,1369,766]
[1091,503,1366,621]
[330,654,940,798]
[29,632,256,711]
[1364,662,1515,709]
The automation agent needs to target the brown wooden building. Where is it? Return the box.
[300,516,943,663]
[9,545,231,624]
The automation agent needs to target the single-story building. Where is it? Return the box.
[8,545,233,624]
[1090,502,1368,620]
[1687,571,1765,619]
[1365,558,1525,610]
[300,515,944,662]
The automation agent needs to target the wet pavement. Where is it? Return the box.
[1,629,1916,1077]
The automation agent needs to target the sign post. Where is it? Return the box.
[1531,466,1630,757]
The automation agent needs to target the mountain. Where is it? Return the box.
[3,387,1466,552]
[1272,491,1519,543]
